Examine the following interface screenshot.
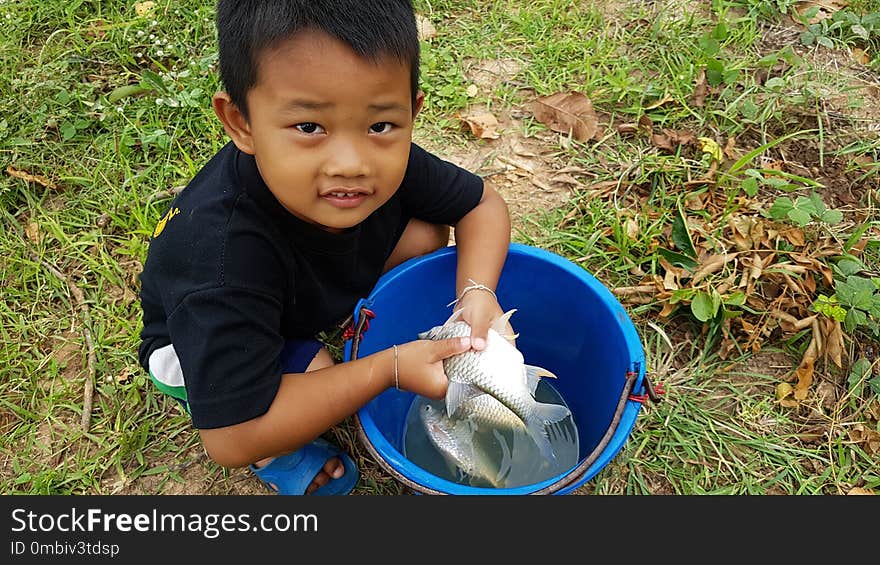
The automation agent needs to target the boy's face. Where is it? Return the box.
[220,29,422,232]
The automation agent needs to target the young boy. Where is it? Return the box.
[137,0,511,495]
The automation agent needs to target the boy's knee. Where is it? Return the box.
[384,219,450,272]
[305,347,335,372]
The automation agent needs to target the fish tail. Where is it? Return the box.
[535,400,571,425]
[526,401,573,461]
[526,418,557,461]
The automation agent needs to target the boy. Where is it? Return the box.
[138,0,511,495]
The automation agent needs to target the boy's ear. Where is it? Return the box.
[212,91,255,155]
[413,90,425,119]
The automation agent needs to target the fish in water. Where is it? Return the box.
[419,401,510,487]
[418,308,571,460]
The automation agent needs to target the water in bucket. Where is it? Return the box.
[402,379,579,489]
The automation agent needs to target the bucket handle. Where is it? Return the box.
[530,371,660,495]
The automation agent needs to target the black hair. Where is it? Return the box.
[216,0,421,120]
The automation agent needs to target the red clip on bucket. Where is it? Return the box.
[345,243,646,494]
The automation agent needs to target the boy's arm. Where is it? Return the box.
[451,179,512,350]
[198,335,470,468]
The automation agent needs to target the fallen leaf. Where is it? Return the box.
[691,70,708,107]
[698,137,723,162]
[823,319,844,368]
[644,93,674,110]
[625,218,640,240]
[528,91,598,142]
[25,221,41,244]
[617,123,639,136]
[777,382,798,407]
[5,165,57,190]
[530,174,557,192]
[781,227,805,247]
[795,1,848,24]
[416,14,437,40]
[848,424,880,455]
[460,112,500,139]
[134,2,156,17]
[651,128,696,152]
[691,253,730,285]
[723,136,738,160]
[847,487,875,495]
[851,48,870,65]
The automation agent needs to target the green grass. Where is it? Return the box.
[1,0,878,495]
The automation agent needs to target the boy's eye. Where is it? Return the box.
[294,122,324,134]
[369,122,394,134]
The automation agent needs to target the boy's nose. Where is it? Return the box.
[322,139,370,178]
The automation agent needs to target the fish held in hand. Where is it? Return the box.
[418,308,571,460]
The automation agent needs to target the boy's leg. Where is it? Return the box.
[253,345,347,495]
[383,218,450,273]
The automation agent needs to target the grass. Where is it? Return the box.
[1,0,878,495]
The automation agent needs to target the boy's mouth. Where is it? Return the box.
[320,188,370,209]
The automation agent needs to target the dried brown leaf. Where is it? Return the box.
[851,47,870,65]
[691,70,708,108]
[25,221,41,244]
[6,165,57,190]
[625,218,640,241]
[645,93,675,110]
[460,112,500,139]
[416,14,437,40]
[782,227,806,247]
[823,319,844,368]
[691,253,731,285]
[528,91,598,142]
[530,175,556,192]
[777,382,796,405]
[617,123,639,136]
[847,487,876,495]
[793,357,814,401]
[650,128,697,152]
[795,1,849,24]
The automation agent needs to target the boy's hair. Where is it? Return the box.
[216,0,421,121]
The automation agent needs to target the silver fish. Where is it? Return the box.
[418,308,571,460]
[419,402,509,487]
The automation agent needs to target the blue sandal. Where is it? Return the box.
[249,438,359,495]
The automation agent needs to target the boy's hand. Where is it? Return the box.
[458,290,512,351]
[395,337,471,399]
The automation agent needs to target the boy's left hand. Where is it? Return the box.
[458,290,513,351]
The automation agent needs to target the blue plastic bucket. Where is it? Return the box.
[345,243,646,494]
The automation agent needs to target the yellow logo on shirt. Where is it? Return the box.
[152,207,180,238]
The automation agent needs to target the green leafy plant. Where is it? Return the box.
[833,274,880,335]
[765,192,843,226]
[847,357,880,399]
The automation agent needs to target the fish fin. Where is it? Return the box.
[491,429,512,488]
[524,364,558,395]
[503,333,520,342]
[490,309,517,335]
[535,400,572,425]
[419,309,466,339]
[527,419,557,462]
[525,401,572,461]
[445,381,485,418]
[443,308,465,327]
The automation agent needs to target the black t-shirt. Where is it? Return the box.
[138,141,483,429]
